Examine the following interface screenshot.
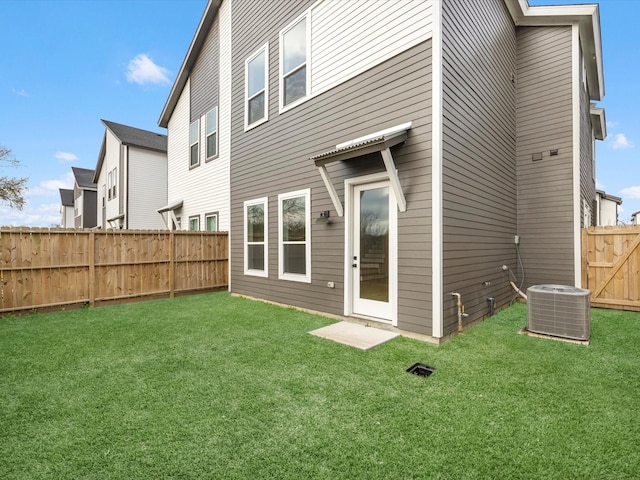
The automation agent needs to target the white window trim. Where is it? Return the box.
[205,107,219,161]
[244,43,269,131]
[205,212,219,232]
[244,197,269,277]
[189,215,200,231]
[107,171,112,200]
[279,11,311,114]
[190,119,200,168]
[111,167,117,198]
[278,188,311,283]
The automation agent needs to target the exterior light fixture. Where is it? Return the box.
[316,210,331,224]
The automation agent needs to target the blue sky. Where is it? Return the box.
[0,0,638,226]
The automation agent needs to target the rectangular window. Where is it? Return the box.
[111,167,117,198]
[280,13,309,110]
[206,108,218,160]
[107,172,112,200]
[205,212,218,232]
[189,215,200,231]
[244,197,268,277]
[278,189,311,282]
[190,119,200,167]
[245,44,269,130]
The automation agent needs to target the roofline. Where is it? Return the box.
[590,105,606,141]
[505,0,604,101]
[93,132,107,183]
[158,0,223,128]
[596,190,622,205]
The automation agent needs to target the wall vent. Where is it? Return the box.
[527,285,591,341]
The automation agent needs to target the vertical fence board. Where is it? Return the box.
[0,228,228,312]
[583,225,640,311]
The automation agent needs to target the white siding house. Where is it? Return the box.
[595,190,622,226]
[58,188,74,228]
[93,120,168,230]
[158,0,231,232]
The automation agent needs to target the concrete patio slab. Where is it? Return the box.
[309,321,400,350]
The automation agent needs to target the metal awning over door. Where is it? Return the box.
[310,122,411,217]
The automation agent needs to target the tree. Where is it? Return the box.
[0,146,28,210]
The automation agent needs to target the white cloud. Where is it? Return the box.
[55,151,78,162]
[612,133,634,150]
[26,172,75,198]
[0,202,62,227]
[12,88,29,97]
[126,54,171,86]
[595,179,606,190]
[620,186,640,199]
[606,120,619,129]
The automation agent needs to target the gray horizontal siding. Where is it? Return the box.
[191,14,219,121]
[441,0,517,336]
[516,26,575,287]
[579,46,595,229]
[230,0,432,335]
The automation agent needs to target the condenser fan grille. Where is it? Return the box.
[527,285,591,341]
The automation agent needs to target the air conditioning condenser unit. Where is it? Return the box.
[527,284,591,341]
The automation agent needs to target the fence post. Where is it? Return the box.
[169,231,175,298]
[581,228,588,290]
[89,230,95,306]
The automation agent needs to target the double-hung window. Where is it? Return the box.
[245,44,268,130]
[111,167,117,198]
[278,189,310,282]
[190,119,200,168]
[244,197,268,277]
[205,107,218,160]
[107,171,112,200]
[205,212,218,232]
[280,13,309,110]
[189,215,200,231]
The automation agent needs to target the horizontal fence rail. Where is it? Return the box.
[582,225,640,311]
[0,227,228,313]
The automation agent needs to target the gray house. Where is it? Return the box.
[58,188,74,228]
[93,120,168,230]
[161,0,605,341]
[71,167,97,229]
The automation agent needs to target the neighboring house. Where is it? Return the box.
[161,0,605,341]
[59,188,74,228]
[631,211,640,225]
[71,167,97,228]
[595,190,622,226]
[157,0,231,233]
[93,120,168,230]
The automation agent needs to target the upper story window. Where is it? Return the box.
[190,119,200,168]
[111,167,117,198]
[245,44,269,130]
[189,215,200,231]
[206,107,218,160]
[107,171,112,200]
[280,13,309,110]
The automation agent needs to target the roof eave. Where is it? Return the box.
[505,1,604,101]
[158,0,223,128]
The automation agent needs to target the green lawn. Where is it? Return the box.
[1,293,639,479]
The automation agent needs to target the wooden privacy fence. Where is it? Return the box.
[582,225,640,311]
[0,228,228,313]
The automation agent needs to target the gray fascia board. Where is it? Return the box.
[158,0,222,128]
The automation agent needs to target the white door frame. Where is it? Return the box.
[344,172,398,326]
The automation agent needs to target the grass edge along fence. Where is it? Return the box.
[0,227,228,313]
